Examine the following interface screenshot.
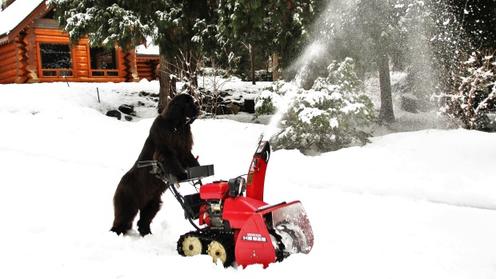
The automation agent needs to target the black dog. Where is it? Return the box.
[111,94,200,236]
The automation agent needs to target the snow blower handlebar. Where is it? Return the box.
[137,161,216,230]
[137,160,214,183]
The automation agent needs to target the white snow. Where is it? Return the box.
[136,38,160,55]
[0,81,495,279]
[299,107,324,124]
[0,0,44,36]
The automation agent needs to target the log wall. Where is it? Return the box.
[33,28,127,83]
[124,50,139,82]
[137,55,159,81]
[0,27,156,84]
[0,42,19,83]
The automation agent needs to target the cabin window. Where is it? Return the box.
[90,47,119,77]
[39,43,73,77]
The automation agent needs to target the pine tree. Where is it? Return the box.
[265,0,317,80]
[441,51,496,131]
[347,0,398,123]
[271,58,375,154]
[447,0,496,49]
[318,0,450,123]
[217,0,317,83]
[217,0,266,85]
[49,0,212,112]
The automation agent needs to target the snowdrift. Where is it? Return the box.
[0,82,495,279]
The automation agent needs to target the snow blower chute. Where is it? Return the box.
[149,140,314,268]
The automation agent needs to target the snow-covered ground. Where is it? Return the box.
[0,81,495,279]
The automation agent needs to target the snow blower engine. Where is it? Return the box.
[158,140,313,268]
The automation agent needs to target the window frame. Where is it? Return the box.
[88,46,120,78]
[36,42,74,79]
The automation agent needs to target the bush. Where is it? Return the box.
[271,58,375,154]
[255,89,281,116]
[440,51,496,131]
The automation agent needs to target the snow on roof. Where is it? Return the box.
[136,43,159,56]
[0,0,45,36]
[135,36,159,55]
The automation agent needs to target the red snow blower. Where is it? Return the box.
[148,140,314,268]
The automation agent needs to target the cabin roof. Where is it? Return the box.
[0,0,45,36]
[0,0,46,44]
[0,0,158,57]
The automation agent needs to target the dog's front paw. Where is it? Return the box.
[177,171,188,181]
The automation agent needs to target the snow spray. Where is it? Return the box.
[261,41,327,141]
[260,0,359,142]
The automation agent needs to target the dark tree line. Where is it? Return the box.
[307,0,495,123]
[49,0,494,123]
[49,0,317,111]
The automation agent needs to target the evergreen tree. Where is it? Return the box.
[49,0,212,112]
[271,58,375,154]
[217,0,265,84]
[447,0,496,49]
[265,0,317,80]
[344,0,398,123]
[217,0,317,83]
[316,0,457,123]
[441,51,496,131]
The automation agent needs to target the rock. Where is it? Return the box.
[119,104,135,116]
[106,110,122,120]
[229,103,241,114]
[242,99,255,113]
[124,115,133,121]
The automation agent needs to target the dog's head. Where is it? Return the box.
[164,94,200,125]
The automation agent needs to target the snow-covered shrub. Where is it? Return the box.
[255,90,278,115]
[271,58,375,154]
[255,90,276,115]
[326,58,363,93]
[441,51,496,131]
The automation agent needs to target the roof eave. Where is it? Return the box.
[0,35,9,46]
[0,1,50,45]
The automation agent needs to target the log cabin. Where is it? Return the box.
[0,0,159,84]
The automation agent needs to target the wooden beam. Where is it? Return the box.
[0,68,19,80]
[34,35,70,43]
[37,76,126,83]
[0,55,18,66]
[76,70,89,77]
[0,76,16,84]
[15,75,28,84]
[136,54,160,61]
[33,28,67,36]
[0,61,19,73]
[0,43,17,56]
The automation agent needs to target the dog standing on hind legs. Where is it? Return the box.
[111,94,200,236]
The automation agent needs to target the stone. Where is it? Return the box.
[106,110,122,120]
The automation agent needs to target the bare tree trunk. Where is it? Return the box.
[378,51,395,123]
[272,52,280,81]
[190,51,198,88]
[249,43,256,85]
[158,52,171,114]
[171,76,177,95]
